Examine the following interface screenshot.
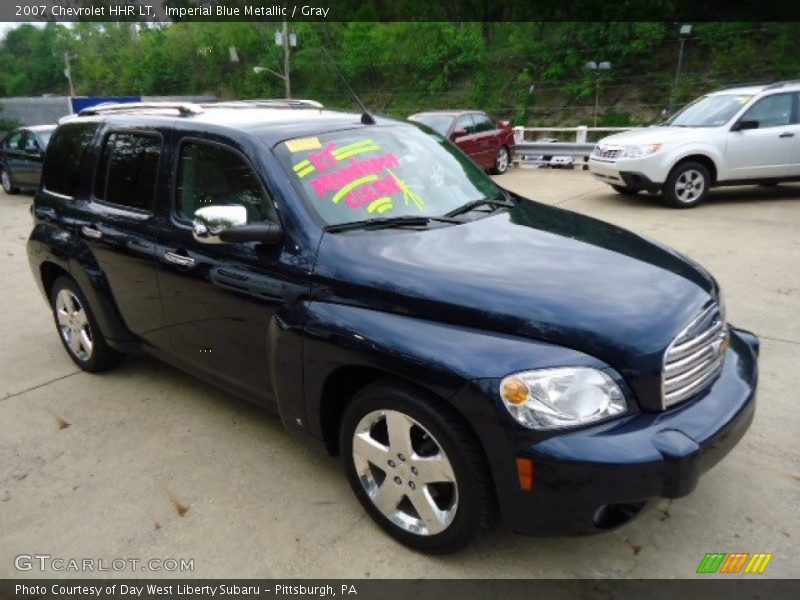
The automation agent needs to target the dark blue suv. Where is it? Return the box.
[27,101,758,554]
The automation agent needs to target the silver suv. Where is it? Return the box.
[589,81,800,207]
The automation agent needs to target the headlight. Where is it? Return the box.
[620,143,662,158]
[500,367,627,430]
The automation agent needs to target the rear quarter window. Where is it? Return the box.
[42,123,100,198]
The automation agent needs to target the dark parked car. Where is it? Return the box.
[1,125,55,194]
[408,110,514,174]
[28,101,758,554]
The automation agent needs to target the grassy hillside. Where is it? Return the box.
[1,22,799,126]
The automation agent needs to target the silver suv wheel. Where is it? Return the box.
[664,160,711,208]
[352,409,458,536]
[55,289,93,362]
[674,169,706,204]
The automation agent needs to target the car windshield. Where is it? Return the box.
[668,94,753,127]
[408,114,454,137]
[273,126,501,227]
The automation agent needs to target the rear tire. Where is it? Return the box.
[339,380,495,554]
[50,276,124,372]
[663,161,710,208]
[1,168,19,194]
[611,185,640,196]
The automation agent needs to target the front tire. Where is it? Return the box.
[50,276,123,372]
[493,146,510,174]
[339,380,494,554]
[663,161,711,208]
[1,168,19,194]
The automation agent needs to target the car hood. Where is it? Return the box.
[597,125,712,146]
[313,200,717,409]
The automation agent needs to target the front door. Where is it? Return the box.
[725,92,800,180]
[156,137,304,403]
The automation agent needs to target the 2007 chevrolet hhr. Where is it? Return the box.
[27,101,758,553]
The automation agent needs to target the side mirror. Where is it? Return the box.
[193,205,281,245]
[450,128,468,141]
[732,119,759,132]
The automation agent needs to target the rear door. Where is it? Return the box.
[471,113,501,166]
[725,92,800,179]
[77,128,168,346]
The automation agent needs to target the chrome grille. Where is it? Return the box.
[662,303,728,408]
[592,145,622,160]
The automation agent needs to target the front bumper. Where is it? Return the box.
[588,157,664,192]
[463,327,758,536]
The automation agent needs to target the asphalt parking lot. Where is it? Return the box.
[1,169,798,578]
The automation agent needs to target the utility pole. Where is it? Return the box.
[282,20,291,99]
[255,21,295,98]
[586,61,611,128]
[63,51,76,97]
[669,24,693,116]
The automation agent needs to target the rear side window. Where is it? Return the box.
[42,123,100,198]
[4,131,23,151]
[94,132,162,211]
[175,141,276,223]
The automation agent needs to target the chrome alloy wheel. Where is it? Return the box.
[1,170,11,193]
[352,409,458,536]
[496,147,509,173]
[55,289,93,362]
[675,169,705,204]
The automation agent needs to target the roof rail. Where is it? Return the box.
[77,102,204,117]
[208,99,324,109]
[763,80,800,90]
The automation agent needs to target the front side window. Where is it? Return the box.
[22,132,40,152]
[175,141,275,223]
[273,126,501,227]
[668,94,753,127]
[42,123,100,198]
[740,93,793,128]
[95,132,162,211]
[455,115,476,135]
[473,114,496,133]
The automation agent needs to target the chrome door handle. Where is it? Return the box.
[164,251,195,268]
[81,225,102,239]
[779,132,795,138]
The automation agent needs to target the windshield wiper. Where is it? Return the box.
[324,215,461,233]
[444,193,515,218]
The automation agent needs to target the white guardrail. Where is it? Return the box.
[512,126,640,170]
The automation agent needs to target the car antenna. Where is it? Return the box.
[319,43,375,125]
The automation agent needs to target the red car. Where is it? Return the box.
[409,110,514,174]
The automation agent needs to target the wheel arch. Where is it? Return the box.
[670,153,719,185]
[40,261,70,300]
[317,363,494,484]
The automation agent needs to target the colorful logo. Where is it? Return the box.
[696,552,773,574]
